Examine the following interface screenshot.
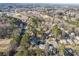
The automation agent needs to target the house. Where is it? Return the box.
[69,32,75,40]
[65,39,73,45]
[59,39,67,44]
[75,36,79,40]
[39,44,45,49]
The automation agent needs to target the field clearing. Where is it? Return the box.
[0,39,13,52]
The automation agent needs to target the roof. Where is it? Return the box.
[39,44,45,49]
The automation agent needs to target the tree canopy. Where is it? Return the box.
[52,25,62,38]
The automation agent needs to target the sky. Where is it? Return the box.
[0,0,79,3]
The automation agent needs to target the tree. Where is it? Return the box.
[28,16,44,37]
[11,29,21,45]
[52,25,62,38]
[20,32,30,47]
[35,48,44,56]
[16,32,30,56]
[16,47,29,56]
